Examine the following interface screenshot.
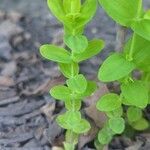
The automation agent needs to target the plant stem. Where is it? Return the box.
[128,33,136,61]
[65,52,78,150]
[137,0,142,17]
[128,0,142,61]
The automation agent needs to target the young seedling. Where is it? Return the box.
[40,0,150,149]
[96,0,150,148]
[40,0,104,149]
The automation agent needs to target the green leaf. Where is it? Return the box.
[64,35,88,53]
[106,107,123,118]
[65,99,81,111]
[121,81,149,108]
[144,10,150,19]
[47,0,66,22]
[78,0,97,27]
[56,111,81,130]
[63,0,81,14]
[98,127,113,145]
[124,34,150,72]
[67,74,87,93]
[64,142,75,150]
[131,19,150,41]
[96,93,121,112]
[98,53,135,82]
[57,111,90,134]
[73,119,91,134]
[127,107,142,123]
[98,0,141,26]
[59,62,79,78]
[65,130,78,145]
[40,44,71,63]
[73,39,104,62]
[80,81,97,97]
[50,85,71,101]
[132,118,149,131]
[108,117,125,134]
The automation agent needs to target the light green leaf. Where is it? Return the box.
[59,62,79,78]
[132,118,149,131]
[80,81,97,97]
[127,107,142,123]
[96,93,121,112]
[40,44,71,63]
[50,85,71,101]
[73,39,104,62]
[67,74,87,93]
[65,130,78,145]
[108,117,125,134]
[98,53,135,82]
[144,10,150,19]
[106,107,123,118]
[131,19,150,41]
[124,34,150,72]
[98,127,113,145]
[78,0,97,27]
[57,111,90,134]
[65,99,81,111]
[121,81,149,108]
[99,0,141,26]
[64,35,88,53]
[47,0,66,22]
[64,142,75,150]
[73,119,91,134]
[56,111,81,130]
[63,0,81,14]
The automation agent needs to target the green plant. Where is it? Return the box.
[96,0,150,148]
[40,0,104,149]
[39,0,150,149]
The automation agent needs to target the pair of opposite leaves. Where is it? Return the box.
[50,74,97,110]
[40,39,104,78]
[98,106,149,144]
[96,80,149,110]
[99,0,150,41]
[57,111,91,134]
[48,0,97,34]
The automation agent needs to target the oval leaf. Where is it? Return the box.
[40,44,71,63]
[56,111,81,130]
[50,85,72,101]
[63,0,81,14]
[80,81,97,98]
[99,0,141,26]
[131,19,150,41]
[121,81,149,108]
[64,35,88,53]
[78,0,97,27]
[132,118,149,131]
[47,0,66,22]
[106,107,123,118]
[124,34,150,72]
[65,99,81,111]
[98,127,113,145]
[73,39,104,62]
[108,117,125,134]
[127,107,142,123]
[73,119,91,134]
[96,93,121,112]
[98,53,135,82]
[59,62,79,78]
[67,74,87,94]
